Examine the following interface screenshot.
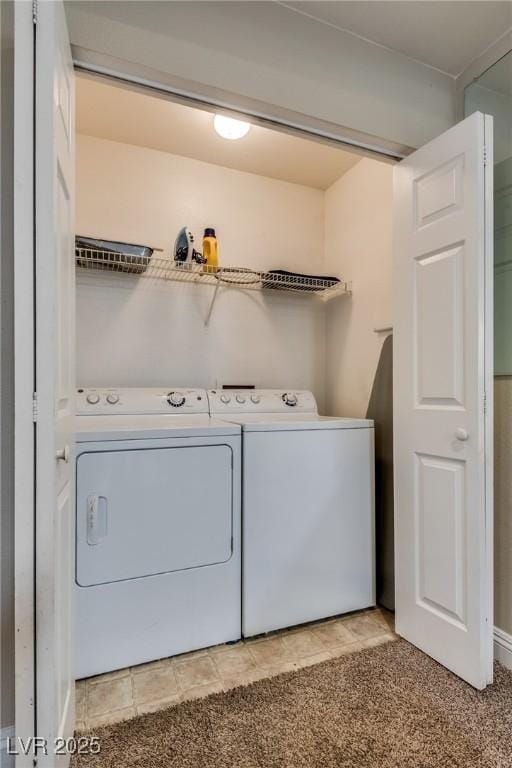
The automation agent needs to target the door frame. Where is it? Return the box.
[72,46,412,163]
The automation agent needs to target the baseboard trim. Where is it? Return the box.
[0,726,15,768]
[494,626,512,671]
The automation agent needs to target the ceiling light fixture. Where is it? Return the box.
[214,114,251,140]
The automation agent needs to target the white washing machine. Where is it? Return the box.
[75,387,241,678]
[208,389,375,637]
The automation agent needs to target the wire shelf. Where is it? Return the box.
[75,247,351,299]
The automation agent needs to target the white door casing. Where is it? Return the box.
[35,0,76,759]
[393,112,493,689]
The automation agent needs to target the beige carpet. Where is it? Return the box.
[72,639,512,768]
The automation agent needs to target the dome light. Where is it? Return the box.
[214,114,251,140]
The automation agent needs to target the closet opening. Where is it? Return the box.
[73,70,396,718]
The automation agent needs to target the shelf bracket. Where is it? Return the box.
[204,280,221,327]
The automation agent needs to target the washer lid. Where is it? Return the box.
[218,413,374,432]
[75,414,240,442]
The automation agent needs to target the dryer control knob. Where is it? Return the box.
[251,395,261,404]
[282,392,298,407]
[236,395,246,404]
[106,393,119,405]
[167,391,186,407]
[220,394,231,404]
[86,393,100,405]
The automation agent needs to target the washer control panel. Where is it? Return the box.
[77,388,208,415]
[208,389,317,414]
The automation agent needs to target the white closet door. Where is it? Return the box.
[35,0,76,761]
[393,111,493,689]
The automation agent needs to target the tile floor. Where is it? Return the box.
[76,608,396,731]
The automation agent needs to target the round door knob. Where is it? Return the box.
[455,428,469,441]
[282,392,298,407]
[106,393,119,404]
[251,395,261,404]
[167,391,186,407]
[56,445,70,463]
[220,394,231,404]
[236,395,246,404]
[86,393,100,405]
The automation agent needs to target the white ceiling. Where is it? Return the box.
[76,76,362,191]
[281,1,512,76]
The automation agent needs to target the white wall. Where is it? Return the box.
[76,135,327,404]
[65,1,455,151]
[324,159,393,418]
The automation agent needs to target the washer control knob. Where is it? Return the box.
[220,394,231,404]
[86,393,100,405]
[251,395,261,404]
[167,391,186,408]
[106,393,119,405]
[282,392,298,407]
[236,394,246,404]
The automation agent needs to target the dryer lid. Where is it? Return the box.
[75,414,240,442]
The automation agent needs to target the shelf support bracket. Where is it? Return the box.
[204,280,221,327]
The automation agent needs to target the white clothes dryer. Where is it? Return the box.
[208,389,375,637]
[75,387,241,678]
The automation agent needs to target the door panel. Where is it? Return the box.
[394,112,493,689]
[76,445,233,586]
[414,155,464,227]
[242,428,375,636]
[415,245,464,406]
[35,1,75,761]
[416,453,466,624]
